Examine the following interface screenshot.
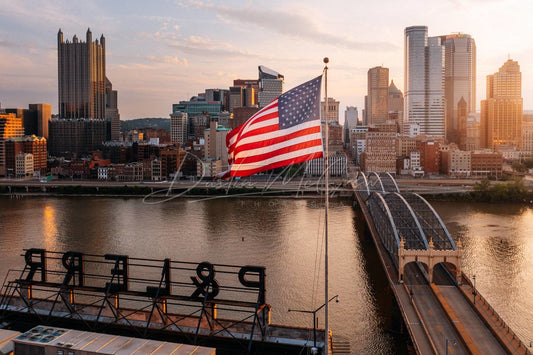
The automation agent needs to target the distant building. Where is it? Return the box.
[57,28,106,120]
[344,106,359,146]
[404,26,445,137]
[229,86,244,112]
[361,130,397,173]
[349,126,368,164]
[151,158,162,181]
[6,104,51,139]
[160,147,186,178]
[170,111,188,146]
[233,79,259,106]
[439,33,476,145]
[522,114,533,152]
[471,151,503,177]
[0,112,24,176]
[48,119,106,156]
[5,136,47,175]
[480,59,523,149]
[204,119,231,168]
[305,152,348,177]
[172,100,221,132]
[231,107,260,129]
[465,113,480,151]
[344,107,358,129]
[388,81,403,124]
[217,111,232,127]
[15,152,34,177]
[417,140,441,174]
[258,65,284,108]
[197,158,222,178]
[441,148,471,177]
[365,66,389,125]
[105,78,120,141]
[321,97,339,122]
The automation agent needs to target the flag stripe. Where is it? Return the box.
[232,145,324,171]
[234,138,323,164]
[233,127,322,157]
[231,151,324,177]
[235,120,320,148]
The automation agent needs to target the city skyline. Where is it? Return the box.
[1,0,533,119]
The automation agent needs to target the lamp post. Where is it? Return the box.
[288,295,339,352]
[472,274,477,304]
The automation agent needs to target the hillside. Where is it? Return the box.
[120,118,170,132]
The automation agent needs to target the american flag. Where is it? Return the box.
[226,75,324,177]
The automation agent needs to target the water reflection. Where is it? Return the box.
[2,197,530,352]
[43,205,58,249]
[432,201,533,343]
[0,196,396,354]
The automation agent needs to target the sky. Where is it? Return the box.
[1,0,533,120]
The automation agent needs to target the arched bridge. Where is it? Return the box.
[352,172,462,283]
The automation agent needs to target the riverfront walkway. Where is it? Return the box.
[351,172,531,355]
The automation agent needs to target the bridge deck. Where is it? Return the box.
[352,177,531,355]
[354,190,437,354]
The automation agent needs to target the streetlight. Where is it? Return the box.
[446,338,457,355]
[472,274,477,304]
[288,295,339,352]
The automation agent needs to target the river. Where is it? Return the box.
[0,196,531,353]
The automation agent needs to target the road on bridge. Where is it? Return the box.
[405,263,507,355]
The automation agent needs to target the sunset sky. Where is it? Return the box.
[1,0,532,119]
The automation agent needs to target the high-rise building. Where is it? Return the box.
[404,26,445,137]
[480,59,523,149]
[170,111,188,146]
[344,107,359,145]
[233,79,259,106]
[344,107,359,128]
[105,78,120,141]
[258,65,284,108]
[388,81,403,124]
[365,66,389,125]
[5,104,51,139]
[0,111,24,176]
[439,33,476,144]
[58,28,106,119]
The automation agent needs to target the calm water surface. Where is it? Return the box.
[0,196,531,352]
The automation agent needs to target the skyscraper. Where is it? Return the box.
[58,28,106,119]
[105,78,120,141]
[404,26,445,137]
[440,34,476,144]
[365,66,389,125]
[480,59,523,149]
[258,65,284,108]
[388,80,403,124]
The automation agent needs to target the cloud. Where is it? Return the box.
[147,55,189,66]
[167,35,265,59]
[186,1,397,51]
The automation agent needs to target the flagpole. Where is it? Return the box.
[323,57,329,355]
